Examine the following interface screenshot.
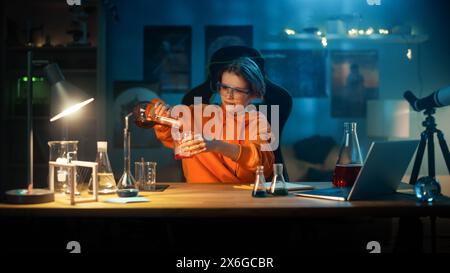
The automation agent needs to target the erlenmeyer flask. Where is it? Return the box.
[89,141,117,194]
[332,122,363,187]
[269,164,288,196]
[252,166,268,197]
[117,113,139,197]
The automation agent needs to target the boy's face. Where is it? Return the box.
[219,71,256,108]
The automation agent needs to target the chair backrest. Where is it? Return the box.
[182,46,293,180]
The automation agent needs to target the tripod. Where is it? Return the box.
[409,108,450,185]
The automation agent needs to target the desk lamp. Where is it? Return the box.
[4,60,94,204]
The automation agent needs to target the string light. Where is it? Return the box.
[348,28,358,36]
[365,27,374,35]
[348,27,379,37]
[321,36,328,48]
[407,48,412,60]
[348,27,391,37]
[284,28,296,35]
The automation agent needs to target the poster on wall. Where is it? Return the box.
[144,26,191,93]
[204,25,253,67]
[261,50,326,98]
[112,81,161,149]
[331,50,379,117]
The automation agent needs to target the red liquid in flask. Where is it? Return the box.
[332,164,362,187]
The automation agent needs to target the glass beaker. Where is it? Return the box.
[135,160,157,191]
[48,141,79,194]
[88,141,117,194]
[332,122,363,188]
[269,164,288,196]
[173,131,200,160]
[252,166,268,197]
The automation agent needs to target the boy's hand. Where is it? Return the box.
[179,135,217,156]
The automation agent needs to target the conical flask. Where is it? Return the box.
[117,113,139,197]
[88,141,117,194]
[332,122,363,187]
[252,166,268,197]
[269,164,288,196]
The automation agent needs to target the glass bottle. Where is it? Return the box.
[252,166,268,197]
[332,122,363,187]
[88,141,117,194]
[134,99,180,128]
[117,113,139,197]
[269,164,288,196]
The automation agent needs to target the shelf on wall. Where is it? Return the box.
[263,33,428,49]
[289,33,426,43]
[6,47,98,71]
[8,69,97,74]
[7,46,97,52]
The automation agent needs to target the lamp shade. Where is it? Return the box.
[44,63,94,122]
[367,100,410,138]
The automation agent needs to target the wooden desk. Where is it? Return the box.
[2,182,450,253]
[1,182,450,218]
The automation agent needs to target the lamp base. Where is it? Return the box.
[5,189,54,204]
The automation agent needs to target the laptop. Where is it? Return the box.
[295,140,419,201]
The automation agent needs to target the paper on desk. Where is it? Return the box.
[396,182,415,195]
[104,197,150,204]
[234,182,314,191]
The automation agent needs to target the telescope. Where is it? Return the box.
[403,87,450,185]
[404,86,450,112]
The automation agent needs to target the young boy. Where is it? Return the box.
[153,57,274,183]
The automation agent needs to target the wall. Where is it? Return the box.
[105,0,450,180]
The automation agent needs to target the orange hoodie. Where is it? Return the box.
[154,104,274,183]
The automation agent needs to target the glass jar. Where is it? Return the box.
[48,140,79,194]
